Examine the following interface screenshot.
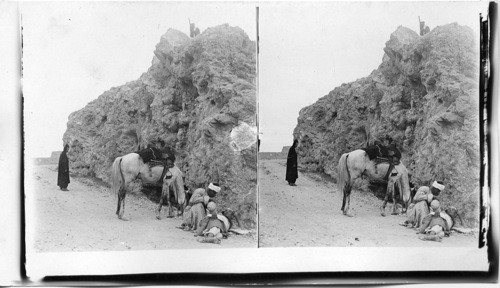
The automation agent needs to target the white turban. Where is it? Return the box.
[208,183,221,193]
[432,181,445,191]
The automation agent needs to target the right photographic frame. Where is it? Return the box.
[258,1,489,250]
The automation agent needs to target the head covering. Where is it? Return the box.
[432,181,445,191]
[208,183,221,193]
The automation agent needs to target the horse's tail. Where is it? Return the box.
[337,153,351,193]
[112,157,126,200]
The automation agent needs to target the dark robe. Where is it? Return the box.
[285,142,298,184]
[57,147,70,189]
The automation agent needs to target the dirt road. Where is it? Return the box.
[30,164,256,252]
[258,159,477,247]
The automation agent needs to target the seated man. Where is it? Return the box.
[180,182,221,231]
[401,180,445,229]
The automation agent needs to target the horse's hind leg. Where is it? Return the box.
[342,185,354,217]
[118,190,128,221]
[116,193,122,216]
[341,189,347,212]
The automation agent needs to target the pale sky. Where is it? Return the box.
[22,1,256,158]
[258,1,487,152]
[20,1,489,157]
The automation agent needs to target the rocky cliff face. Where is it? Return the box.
[294,24,479,225]
[63,25,257,227]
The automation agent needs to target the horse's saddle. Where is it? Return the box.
[363,144,400,165]
[149,160,165,168]
[137,147,163,163]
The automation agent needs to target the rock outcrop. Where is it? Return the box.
[63,25,257,227]
[294,24,479,225]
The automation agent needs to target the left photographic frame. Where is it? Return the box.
[22,1,258,277]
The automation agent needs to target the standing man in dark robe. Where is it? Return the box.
[57,144,70,191]
[285,139,299,186]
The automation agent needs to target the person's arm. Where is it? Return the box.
[413,187,429,203]
[189,188,206,205]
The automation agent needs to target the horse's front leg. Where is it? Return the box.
[156,187,165,220]
[380,180,394,217]
[389,179,400,215]
[391,186,399,216]
[380,193,389,217]
[167,201,174,218]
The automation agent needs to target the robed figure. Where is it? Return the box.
[285,140,298,186]
[57,144,70,191]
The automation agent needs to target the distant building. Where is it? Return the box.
[259,146,290,160]
[281,146,291,153]
[35,151,61,165]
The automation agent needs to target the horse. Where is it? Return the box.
[111,152,186,220]
[337,149,411,217]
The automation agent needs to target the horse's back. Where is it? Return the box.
[118,153,145,174]
[346,149,370,168]
[120,152,142,164]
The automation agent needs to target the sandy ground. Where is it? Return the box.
[258,159,478,247]
[30,164,256,252]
